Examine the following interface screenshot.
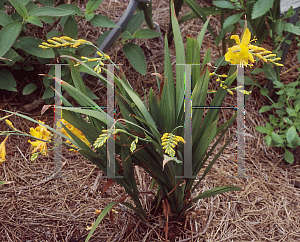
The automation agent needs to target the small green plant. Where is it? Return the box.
[255,72,300,164]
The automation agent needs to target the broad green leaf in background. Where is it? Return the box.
[123,11,144,34]
[46,30,62,39]
[0,21,22,57]
[19,36,55,58]
[63,15,78,39]
[83,11,94,21]
[86,0,103,13]
[271,132,283,145]
[133,29,162,39]
[9,0,27,18]
[90,14,118,28]
[16,0,30,5]
[97,30,111,46]
[22,83,37,95]
[284,23,300,36]
[259,105,273,113]
[252,0,274,19]
[260,87,269,96]
[123,43,146,76]
[38,0,54,6]
[26,15,43,27]
[0,12,13,26]
[284,149,294,163]
[212,0,240,9]
[223,12,245,29]
[2,48,22,66]
[286,126,297,143]
[58,4,82,15]
[263,63,278,83]
[255,126,270,134]
[0,69,17,92]
[28,7,74,16]
[121,30,134,39]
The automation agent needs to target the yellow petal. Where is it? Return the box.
[241,28,251,46]
[0,136,9,162]
[5,120,14,129]
[230,35,240,45]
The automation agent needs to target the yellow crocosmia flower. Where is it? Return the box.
[5,119,14,129]
[225,28,255,66]
[219,74,227,78]
[0,136,9,164]
[104,54,110,60]
[209,72,215,77]
[42,42,49,46]
[228,90,234,95]
[30,140,49,156]
[60,119,91,152]
[55,44,62,48]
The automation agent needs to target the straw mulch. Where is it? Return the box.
[1,0,300,241]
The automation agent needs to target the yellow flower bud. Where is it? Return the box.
[5,120,14,129]
[97,51,103,57]
[88,58,98,62]
[47,39,57,44]
[219,74,227,78]
[52,37,64,43]
[60,36,73,41]
[274,63,284,67]
[62,42,71,47]
[72,42,82,48]
[55,44,62,48]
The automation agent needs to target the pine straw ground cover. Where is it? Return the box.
[1,0,300,241]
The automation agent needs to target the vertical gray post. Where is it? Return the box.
[54,64,62,178]
[236,66,246,177]
[107,64,123,178]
